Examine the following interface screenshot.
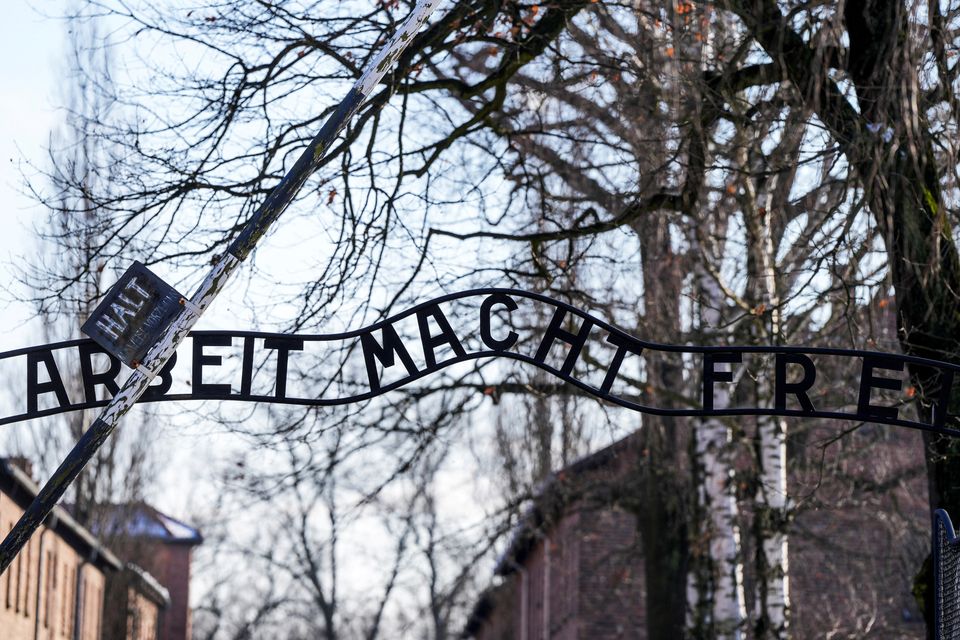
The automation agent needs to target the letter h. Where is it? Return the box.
[534,307,593,376]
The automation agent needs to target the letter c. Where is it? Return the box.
[480,294,519,351]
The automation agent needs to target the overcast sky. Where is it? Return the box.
[0,0,62,347]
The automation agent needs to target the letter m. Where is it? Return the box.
[361,324,418,392]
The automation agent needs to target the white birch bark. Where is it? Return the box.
[671,4,746,635]
[688,234,747,640]
[753,407,790,637]
[740,150,790,638]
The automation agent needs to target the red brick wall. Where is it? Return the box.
[137,543,193,640]
[576,507,644,639]
[475,506,646,640]
[127,586,161,640]
[787,424,928,638]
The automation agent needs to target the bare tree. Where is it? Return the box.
[12,6,156,520]
[22,0,960,637]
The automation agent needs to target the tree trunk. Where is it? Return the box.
[739,141,790,640]
[636,211,690,639]
[688,235,747,639]
[844,1,960,632]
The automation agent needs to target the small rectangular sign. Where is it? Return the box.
[81,262,184,368]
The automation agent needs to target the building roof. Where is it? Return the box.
[125,562,171,608]
[85,502,204,546]
[0,458,123,572]
[462,585,501,639]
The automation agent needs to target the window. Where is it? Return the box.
[93,585,102,639]
[83,581,97,640]
[23,538,31,617]
[51,556,58,633]
[66,565,76,639]
[130,607,141,640]
[60,561,68,636]
[44,550,53,629]
[4,522,11,609]
[76,574,86,640]
[14,539,21,613]
[82,580,90,638]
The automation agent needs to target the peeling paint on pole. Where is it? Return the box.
[0,0,443,575]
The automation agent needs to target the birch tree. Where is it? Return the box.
[689,234,747,639]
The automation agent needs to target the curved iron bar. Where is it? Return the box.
[3,288,960,436]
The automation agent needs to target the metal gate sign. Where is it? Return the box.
[5,289,960,438]
[0,0,955,631]
[80,261,185,368]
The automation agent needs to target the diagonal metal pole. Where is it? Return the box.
[0,0,443,574]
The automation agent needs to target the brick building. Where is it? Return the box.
[0,458,201,640]
[89,503,202,640]
[464,425,929,639]
[121,564,170,640]
[0,458,168,640]
[464,436,647,640]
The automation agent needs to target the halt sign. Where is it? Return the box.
[81,261,184,368]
